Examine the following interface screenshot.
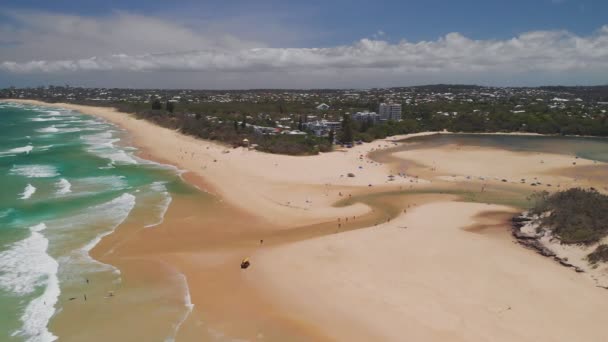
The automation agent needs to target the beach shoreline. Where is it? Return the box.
[4,98,608,341]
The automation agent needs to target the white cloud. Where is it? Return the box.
[0,10,260,62]
[4,25,608,75]
[1,10,607,87]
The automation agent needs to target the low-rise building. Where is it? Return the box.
[304,120,341,137]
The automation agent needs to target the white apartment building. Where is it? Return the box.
[378,103,402,121]
[303,120,341,137]
[352,111,381,123]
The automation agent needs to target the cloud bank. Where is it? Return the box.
[1,10,607,87]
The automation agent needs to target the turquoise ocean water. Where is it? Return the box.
[0,102,187,341]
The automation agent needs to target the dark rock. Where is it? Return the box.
[512,215,532,223]
[538,247,556,257]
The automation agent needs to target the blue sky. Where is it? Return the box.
[2,0,606,44]
[1,0,607,88]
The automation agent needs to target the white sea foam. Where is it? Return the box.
[36,125,82,134]
[0,223,59,342]
[20,184,37,200]
[55,178,72,195]
[45,110,61,116]
[9,145,33,154]
[71,175,128,195]
[81,131,137,165]
[79,193,136,270]
[145,182,173,228]
[0,145,33,156]
[165,272,194,342]
[36,126,59,133]
[30,117,61,122]
[66,119,104,127]
[10,165,59,178]
[0,224,51,295]
[36,145,54,152]
[58,127,82,134]
[98,163,115,170]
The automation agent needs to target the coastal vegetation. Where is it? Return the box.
[135,107,332,155]
[530,188,608,245]
[588,245,608,265]
[4,85,608,154]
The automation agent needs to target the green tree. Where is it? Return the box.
[151,99,162,110]
[233,119,239,131]
[328,128,335,144]
[166,101,175,113]
[360,116,374,132]
[241,117,246,129]
[340,113,354,143]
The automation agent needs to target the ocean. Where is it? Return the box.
[0,102,187,341]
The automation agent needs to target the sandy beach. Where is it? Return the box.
[248,201,608,342]
[5,99,608,341]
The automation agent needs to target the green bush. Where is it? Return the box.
[587,245,608,265]
[254,134,332,155]
[532,188,608,244]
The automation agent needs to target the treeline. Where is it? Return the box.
[134,108,331,155]
[431,111,608,136]
[115,99,318,116]
[341,102,608,142]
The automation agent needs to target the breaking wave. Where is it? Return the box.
[20,184,37,200]
[0,223,60,342]
[55,178,72,196]
[10,165,59,178]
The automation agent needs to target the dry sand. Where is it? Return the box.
[393,144,598,187]
[248,201,608,342]
[6,99,608,341]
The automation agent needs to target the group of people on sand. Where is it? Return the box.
[66,278,114,303]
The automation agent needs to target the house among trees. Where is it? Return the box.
[316,103,330,111]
